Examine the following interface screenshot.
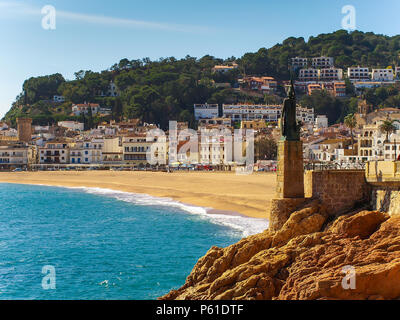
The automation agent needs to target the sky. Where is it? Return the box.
[0,0,399,118]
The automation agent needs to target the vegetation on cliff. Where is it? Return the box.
[4,30,400,127]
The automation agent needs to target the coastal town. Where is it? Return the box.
[1,56,400,172]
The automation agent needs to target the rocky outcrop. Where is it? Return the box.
[160,203,400,300]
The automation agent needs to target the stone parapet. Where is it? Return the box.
[305,170,370,215]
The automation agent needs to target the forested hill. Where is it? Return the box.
[4,30,400,128]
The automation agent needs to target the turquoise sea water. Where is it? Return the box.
[0,183,267,300]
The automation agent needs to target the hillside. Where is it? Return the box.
[4,30,400,128]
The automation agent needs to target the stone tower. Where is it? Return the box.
[17,118,32,143]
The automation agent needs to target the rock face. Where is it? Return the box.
[160,202,400,300]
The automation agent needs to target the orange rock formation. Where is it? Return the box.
[161,202,400,300]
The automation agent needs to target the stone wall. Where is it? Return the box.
[304,170,370,215]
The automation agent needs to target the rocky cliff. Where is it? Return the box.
[160,201,400,300]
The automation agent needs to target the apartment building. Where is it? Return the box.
[39,141,69,164]
[0,142,29,168]
[347,67,370,81]
[70,138,104,165]
[222,104,314,124]
[291,57,308,69]
[199,133,227,165]
[122,135,167,165]
[319,68,343,81]
[311,56,334,69]
[371,69,394,81]
[194,104,219,120]
[222,104,281,122]
[299,68,320,82]
[102,137,123,164]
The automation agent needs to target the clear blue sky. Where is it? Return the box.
[0,0,399,118]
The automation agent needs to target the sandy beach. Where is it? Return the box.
[0,171,276,219]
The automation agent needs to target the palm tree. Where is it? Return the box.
[344,113,357,155]
[379,118,397,143]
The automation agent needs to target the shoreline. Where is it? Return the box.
[0,171,276,220]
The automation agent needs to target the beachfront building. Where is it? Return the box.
[0,142,30,169]
[39,141,70,164]
[194,104,219,120]
[311,56,334,69]
[102,137,123,164]
[347,67,370,81]
[69,138,104,165]
[72,103,100,116]
[57,121,84,131]
[371,69,394,81]
[199,133,227,165]
[122,135,168,166]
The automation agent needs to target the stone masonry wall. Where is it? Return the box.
[304,170,370,215]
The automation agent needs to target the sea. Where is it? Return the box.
[0,183,268,300]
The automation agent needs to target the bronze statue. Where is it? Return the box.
[281,80,301,141]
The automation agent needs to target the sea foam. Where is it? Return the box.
[66,186,269,237]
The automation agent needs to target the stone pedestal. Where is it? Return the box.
[276,140,304,198]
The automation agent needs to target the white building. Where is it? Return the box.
[311,57,334,69]
[194,104,219,120]
[0,142,29,168]
[39,141,69,164]
[291,57,308,70]
[371,69,394,81]
[57,121,84,131]
[70,139,104,165]
[72,103,100,116]
[347,67,370,81]
[319,68,343,81]
[299,68,320,82]
[222,104,314,124]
